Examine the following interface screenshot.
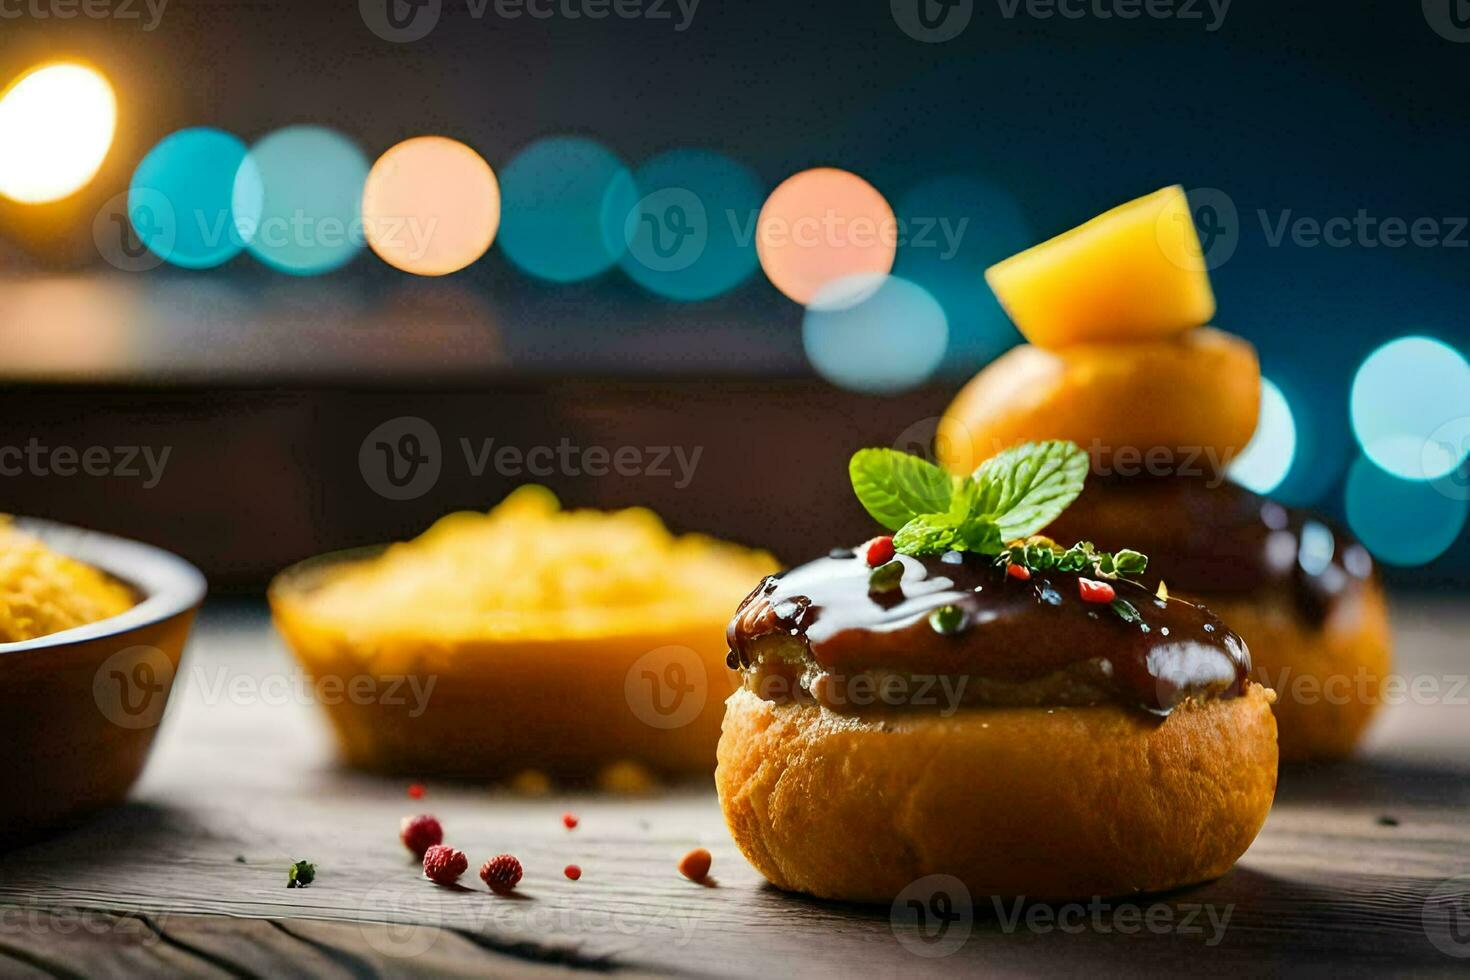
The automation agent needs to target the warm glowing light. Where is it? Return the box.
[757,168,897,306]
[362,136,500,277]
[0,63,117,204]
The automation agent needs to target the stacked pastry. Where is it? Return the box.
[940,186,1391,761]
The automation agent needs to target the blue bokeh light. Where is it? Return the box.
[498,136,636,283]
[232,126,369,275]
[892,175,1030,374]
[1344,454,1466,566]
[1262,370,1353,508]
[803,274,948,393]
[1350,335,1470,481]
[605,149,763,301]
[1229,378,1297,495]
[129,127,249,269]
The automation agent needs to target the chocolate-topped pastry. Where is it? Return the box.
[729,550,1248,715]
[1042,475,1391,761]
[715,440,1278,905]
[1050,475,1376,622]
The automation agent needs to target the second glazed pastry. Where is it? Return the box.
[941,186,1391,761]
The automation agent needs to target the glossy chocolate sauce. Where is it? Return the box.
[727,550,1250,714]
[1048,476,1376,624]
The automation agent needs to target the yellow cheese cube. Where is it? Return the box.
[985,185,1217,348]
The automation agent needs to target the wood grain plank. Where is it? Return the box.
[0,908,673,980]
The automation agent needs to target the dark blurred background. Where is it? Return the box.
[1,0,1467,589]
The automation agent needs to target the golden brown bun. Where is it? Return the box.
[716,685,1278,903]
[938,328,1260,473]
[1197,585,1391,763]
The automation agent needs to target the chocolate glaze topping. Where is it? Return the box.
[727,550,1251,714]
[1048,476,1376,624]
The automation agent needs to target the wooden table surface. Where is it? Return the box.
[3,598,1470,978]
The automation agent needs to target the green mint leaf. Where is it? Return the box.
[944,476,978,520]
[1025,543,1058,570]
[959,518,1003,555]
[850,442,1093,560]
[893,514,962,556]
[849,449,954,532]
[1056,542,1093,572]
[970,440,1088,542]
[1113,549,1149,575]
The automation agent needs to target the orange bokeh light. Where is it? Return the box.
[756,167,897,306]
[362,136,500,276]
[0,62,117,205]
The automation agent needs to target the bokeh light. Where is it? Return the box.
[1296,520,1336,576]
[0,63,116,204]
[1345,455,1466,566]
[758,168,897,306]
[362,136,500,277]
[893,175,1030,372]
[129,128,249,269]
[802,274,947,393]
[232,125,369,275]
[1229,377,1297,495]
[497,136,636,283]
[1350,335,1470,480]
[606,149,763,301]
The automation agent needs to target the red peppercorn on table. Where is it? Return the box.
[2,601,1470,976]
